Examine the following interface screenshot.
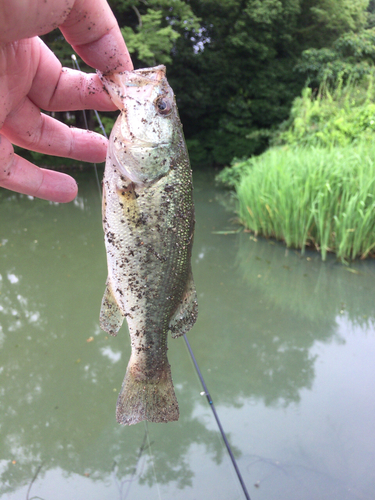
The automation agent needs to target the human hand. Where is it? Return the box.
[0,0,133,203]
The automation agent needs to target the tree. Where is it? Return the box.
[167,0,306,165]
[109,0,201,67]
[150,0,371,165]
[296,28,375,84]
[36,0,374,167]
[295,1,375,85]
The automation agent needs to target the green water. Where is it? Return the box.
[1,169,375,500]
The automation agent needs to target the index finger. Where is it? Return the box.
[60,0,133,73]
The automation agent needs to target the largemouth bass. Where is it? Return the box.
[98,66,198,425]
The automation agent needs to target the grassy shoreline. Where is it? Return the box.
[233,142,375,261]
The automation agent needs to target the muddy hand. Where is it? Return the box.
[0,0,133,202]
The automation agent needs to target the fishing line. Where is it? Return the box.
[72,54,250,500]
[145,421,162,500]
[71,55,104,198]
[183,334,252,500]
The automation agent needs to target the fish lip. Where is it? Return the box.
[99,65,166,82]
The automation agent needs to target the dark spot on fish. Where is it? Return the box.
[135,213,147,226]
[106,231,115,245]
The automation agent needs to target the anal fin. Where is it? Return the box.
[169,269,198,338]
[99,279,125,336]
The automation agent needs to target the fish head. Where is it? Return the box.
[99,66,181,186]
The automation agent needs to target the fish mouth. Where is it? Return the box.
[99,65,166,84]
[98,66,167,110]
[124,66,166,85]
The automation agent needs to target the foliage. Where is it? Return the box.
[167,0,306,165]
[296,0,370,49]
[218,73,375,261]
[167,0,375,165]
[272,74,375,147]
[235,142,375,261]
[121,9,180,66]
[309,0,369,34]
[34,0,375,167]
[296,28,375,83]
[215,158,253,188]
[367,0,375,27]
[115,0,200,67]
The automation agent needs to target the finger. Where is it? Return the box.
[28,38,118,112]
[0,133,78,203]
[0,0,132,73]
[60,0,133,73]
[2,96,108,162]
[0,0,75,43]
[33,66,118,111]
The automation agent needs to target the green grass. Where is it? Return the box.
[236,142,375,261]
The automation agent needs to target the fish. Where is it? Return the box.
[97,65,198,425]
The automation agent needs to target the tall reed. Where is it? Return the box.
[237,141,375,261]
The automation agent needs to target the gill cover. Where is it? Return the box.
[99,66,179,185]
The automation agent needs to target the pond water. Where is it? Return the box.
[1,168,375,500]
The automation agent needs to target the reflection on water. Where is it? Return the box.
[0,172,237,500]
[236,232,375,325]
[1,170,375,499]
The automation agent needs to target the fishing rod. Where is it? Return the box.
[183,334,251,500]
[71,54,251,500]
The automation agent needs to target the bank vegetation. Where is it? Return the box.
[218,75,375,261]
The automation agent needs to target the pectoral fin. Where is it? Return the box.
[99,279,125,336]
[169,270,198,338]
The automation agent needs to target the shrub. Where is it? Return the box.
[273,75,375,148]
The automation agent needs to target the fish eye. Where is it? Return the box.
[155,97,172,116]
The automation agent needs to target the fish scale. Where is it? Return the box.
[98,65,198,425]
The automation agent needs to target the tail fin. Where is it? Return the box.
[116,359,179,425]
